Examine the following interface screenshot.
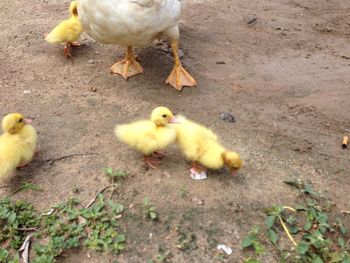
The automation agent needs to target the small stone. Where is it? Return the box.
[90,87,97,92]
[88,59,95,64]
[23,90,32,94]
[178,49,184,59]
[246,15,258,25]
[216,61,226,65]
[220,112,235,123]
[192,197,204,205]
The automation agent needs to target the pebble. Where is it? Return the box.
[220,112,235,123]
[178,49,184,59]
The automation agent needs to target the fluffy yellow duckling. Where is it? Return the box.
[45,1,82,58]
[115,107,178,168]
[174,115,242,179]
[0,113,37,182]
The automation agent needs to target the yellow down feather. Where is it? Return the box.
[115,107,177,156]
[174,115,242,171]
[0,113,37,181]
[45,1,82,44]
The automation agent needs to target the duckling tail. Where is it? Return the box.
[0,160,17,182]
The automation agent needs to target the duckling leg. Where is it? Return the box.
[152,150,166,159]
[189,161,208,180]
[110,46,144,79]
[17,162,29,169]
[63,42,72,58]
[191,161,205,173]
[70,42,81,47]
[144,155,160,169]
[166,41,197,91]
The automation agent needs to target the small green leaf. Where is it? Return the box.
[244,259,261,263]
[304,221,312,231]
[296,242,309,255]
[266,215,276,229]
[150,212,157,220]
[267,229,279,246]
[115,234,125,243]
[241,235,255,248]
[342,254,350,263]
[8,212,16,224]
[338,237,345,249]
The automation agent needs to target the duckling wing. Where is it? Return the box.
[115,121,175,155]
[0,135,22,179]
[18,125,37,164]
[46,19,82,44]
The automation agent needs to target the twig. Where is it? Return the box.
[43,152,100,165]
[16,227,38,232]
[85,185,111,208]
[8,183,41,197]
[42,208,55,216]
[109,175,118,199]
[278,216,297,246]
[0,185,9,189]
[18,234,33,263]
[283,206,296,212]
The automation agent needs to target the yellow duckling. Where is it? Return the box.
[0,113,37,182]
[45,1,82,58]
[115,107,178,168]
[174,115,242,179]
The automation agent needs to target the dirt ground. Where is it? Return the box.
[1,0,350,262]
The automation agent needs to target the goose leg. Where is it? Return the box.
[166,41,197,91]
[110,46,144,79]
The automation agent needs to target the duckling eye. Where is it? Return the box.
[18,118,23,123]
[162,114,167,118]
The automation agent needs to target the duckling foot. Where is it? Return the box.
[166,65,197,91]
[152,150,166,160]
[17,162,29,169]
[110,46,144,79]
[144,155,160,169]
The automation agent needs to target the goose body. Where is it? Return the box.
[78,0,181,46]
[77,0,196,90]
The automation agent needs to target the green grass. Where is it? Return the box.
[241,179,350,263]
[0,194,125,262]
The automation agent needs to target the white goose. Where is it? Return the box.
[78,0,197,90]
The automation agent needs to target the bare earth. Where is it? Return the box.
[1,0,350,262]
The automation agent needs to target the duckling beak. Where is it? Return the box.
[168,116,180,124]
[24,118,32,124]
[231,169,238,176]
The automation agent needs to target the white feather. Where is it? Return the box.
[78,0,181,46]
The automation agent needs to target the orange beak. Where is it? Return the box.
[168,116,179,124]
[231,169,238,176]
[24,118,32,124]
